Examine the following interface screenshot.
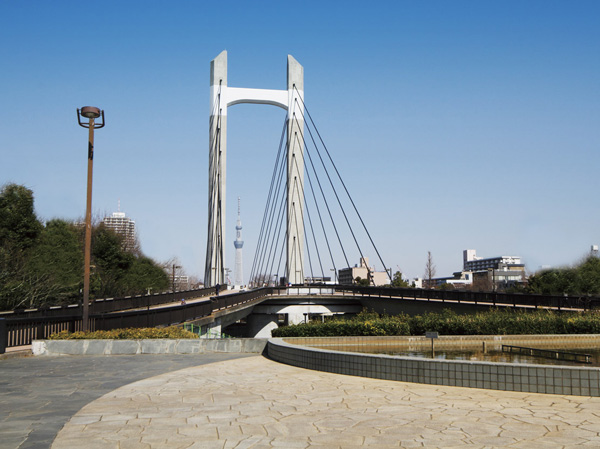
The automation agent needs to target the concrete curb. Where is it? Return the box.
[0,349,32,360]
[32,338,267,356]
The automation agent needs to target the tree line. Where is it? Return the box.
[527,255,600,296]
[0,183,169,311]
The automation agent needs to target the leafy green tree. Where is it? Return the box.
[355,276,370,287]
[528,256,600,296]
[391,271,409,288]
[25,219,83,305]
[577,256,600,295]
[122,256,169,295]
[90,224,168,298]
[0,183,181,310]
[0,184,44,309]
[0,183,42,251]
[91,224,135,298]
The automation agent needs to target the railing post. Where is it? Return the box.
[558,295,562,311]
[37,320,45,340]
[0,318,7,354]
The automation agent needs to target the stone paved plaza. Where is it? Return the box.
[0,353,254,449]
[42,355,600,448]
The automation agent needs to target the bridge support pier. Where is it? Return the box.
[246,314,278,339]
[200,317,222,339]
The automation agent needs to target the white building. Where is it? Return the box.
[102,210,136,252]
[168,274,190,291]
[463,249,525,290]
[430,250,526,290]
[463,249,522,272]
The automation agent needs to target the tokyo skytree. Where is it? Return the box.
[233,197,244,287]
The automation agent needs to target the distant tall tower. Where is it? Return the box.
[233,197,244,286]
[102,201,136,252]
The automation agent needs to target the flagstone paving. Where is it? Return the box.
[52,356,600,448]
[0,353,254,449]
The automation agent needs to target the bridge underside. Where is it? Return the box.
[177,287,596,340]
[215,294,516,338]
[222,295,363,338]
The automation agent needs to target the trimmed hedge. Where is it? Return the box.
[48,326,199,340]
[271,309,600,337]
[273,310,410,337]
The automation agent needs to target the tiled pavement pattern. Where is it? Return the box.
[52,356,600,449]
[0,353,254,449]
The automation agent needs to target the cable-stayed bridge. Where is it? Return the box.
[3,52,600,352]
[205,51,390,290]
[3,285,598,350]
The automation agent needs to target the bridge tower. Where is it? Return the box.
[205,51,304,286]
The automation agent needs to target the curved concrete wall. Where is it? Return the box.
[32,339,267,356]
[267,338,600,397]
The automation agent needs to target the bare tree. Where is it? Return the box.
[161,257,188,292]
[188,275,203,289]
[424,251,436,289]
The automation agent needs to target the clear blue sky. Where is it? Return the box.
[1,1,599,282]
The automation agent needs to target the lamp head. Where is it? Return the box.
[80,106,101,119]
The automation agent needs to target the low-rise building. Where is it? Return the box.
[305,276,333,284]
[431,250,526,291]
[167,274,190,291]
[463,249,522,272]
[464,249,525,290]
[338,257,390,286]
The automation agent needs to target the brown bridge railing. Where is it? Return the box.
[2,285,599,353]
[0,287,277,352]
[335,285,600,311]
[0,287,216,319]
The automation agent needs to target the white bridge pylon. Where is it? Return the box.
[205,50,305,287]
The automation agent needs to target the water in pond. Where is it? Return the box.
[314,345,600,367]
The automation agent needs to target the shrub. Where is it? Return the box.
[271,308,600,337]
[272,311,410,337]
[48,326,199,340]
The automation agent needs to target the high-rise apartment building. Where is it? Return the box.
[102,207,136,252]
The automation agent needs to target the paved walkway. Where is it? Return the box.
[0,353,254,449]
[50,356,600,449]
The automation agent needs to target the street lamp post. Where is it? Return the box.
[224,268,231,287]
[172,264,181,301]
[77,106,105,332]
